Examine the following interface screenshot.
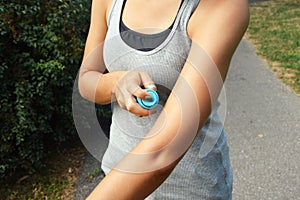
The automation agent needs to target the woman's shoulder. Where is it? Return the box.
[191,0,249,17]
[186,0,249,69]
[187,0,249,38]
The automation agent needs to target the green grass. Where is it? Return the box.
[247,0,300,95]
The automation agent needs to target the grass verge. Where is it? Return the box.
[246,0,300,95]
[1,145,86,200]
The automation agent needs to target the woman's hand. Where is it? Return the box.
[114,70,156,117]
[114,70,157,117]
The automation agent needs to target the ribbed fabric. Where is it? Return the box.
[102,0,233,199]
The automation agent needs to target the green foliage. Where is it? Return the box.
[0,0,91,181]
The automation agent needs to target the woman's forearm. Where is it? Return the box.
[87,158,181,200]
[86,96,195,200]
[87,63,209,200]
[78,70,126,104]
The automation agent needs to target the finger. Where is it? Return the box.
[126,98,151,117]
[132,87,151,100]
[144,83,157,91]
[139,72,156,89]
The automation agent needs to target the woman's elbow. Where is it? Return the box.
[77,73,96,102]
[77,83,89,103]
[137,146,184,176]
[78,78,88,100]
[148,152,183,177]
[78,72,111,104]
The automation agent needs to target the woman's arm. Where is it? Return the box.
[78,0,156,117]
[88,0,250,199]
[78,0,121,104]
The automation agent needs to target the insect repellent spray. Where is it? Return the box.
[136,88,159,109]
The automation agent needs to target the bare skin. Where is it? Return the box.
[78,0,249,199]
[122,0,183,33]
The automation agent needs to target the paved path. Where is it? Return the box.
[75,39,300,199]
[224,39,300,199]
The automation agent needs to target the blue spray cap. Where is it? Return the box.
[136,88,159,110]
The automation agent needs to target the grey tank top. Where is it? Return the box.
[102,0,201,164]
[101,2,232,199]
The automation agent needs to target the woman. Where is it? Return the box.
[78,0,249,199]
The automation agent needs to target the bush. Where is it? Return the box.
[0,0,91,181]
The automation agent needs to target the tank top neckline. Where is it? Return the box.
[115,0,188,55]
[120,0,183,35]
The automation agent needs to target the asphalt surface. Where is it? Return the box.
[224,39,300,199]
[75,39,300,199]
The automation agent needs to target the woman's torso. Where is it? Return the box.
[101,0,233,199]
[102,0,197,164]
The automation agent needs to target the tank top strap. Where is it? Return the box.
[178,0,201,32]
